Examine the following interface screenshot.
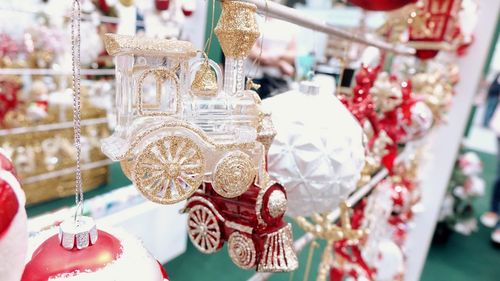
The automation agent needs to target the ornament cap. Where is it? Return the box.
[299,81,320,96]
[58,216,98,250]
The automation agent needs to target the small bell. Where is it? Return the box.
[191,60,218,97]
[58,216,98,250]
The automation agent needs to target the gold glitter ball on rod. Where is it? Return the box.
[215,0,260,58]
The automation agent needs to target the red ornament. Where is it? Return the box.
[185,180,298,272]
[409,0,462,60]
[0,154,27,281]
[0,151,16,177]
[22,228,169,281]
[348,0,416,11]
[181,0,196,16]
[0,79,21,124]
[0,179,19,238]
[22,231,122,280]
[155,0,170,11]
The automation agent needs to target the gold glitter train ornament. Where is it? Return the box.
[102,34,266,204]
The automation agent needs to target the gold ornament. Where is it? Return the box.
[228,232,257,269]
[119,0,135,7]
[214,1,260,58]
[133,135,205,204]
[212,151,256,198]
[295,202,366,281]
[191,59,218,97]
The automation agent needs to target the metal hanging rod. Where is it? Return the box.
[229,0,415,56]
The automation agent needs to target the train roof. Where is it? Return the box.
[104,33,197,59]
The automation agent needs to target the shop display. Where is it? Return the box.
[0,151,28,281]
[0,0,486,279]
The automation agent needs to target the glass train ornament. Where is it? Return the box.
[102,34,265,204]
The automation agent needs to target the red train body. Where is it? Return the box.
[185,180,298,272]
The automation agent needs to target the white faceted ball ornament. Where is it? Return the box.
[263,81,365,217]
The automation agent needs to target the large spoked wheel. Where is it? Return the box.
[188,205,221,254]
[133,135,205,204]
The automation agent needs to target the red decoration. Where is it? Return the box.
[22,231,122,281]
[181,0,196,17]
[185,180,297,272]
[155,0,170,11]
[0,79,21,124]
[340,64,381,137]
[0,179,19,239]
[348,0,416,11]
[0,152,16,177]
[409,0,462,60]
[22,229,169,281]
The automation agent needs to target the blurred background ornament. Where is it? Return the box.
[0,151,28,281]
[348,0,417,11]
[264,80,365,217]
[408,0,462,60]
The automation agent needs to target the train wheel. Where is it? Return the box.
[188,205,221,254]
[227,232,256,269]
[133,135,204,204]
[212,151,255,198]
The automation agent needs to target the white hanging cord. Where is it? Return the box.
[71,0,84,219]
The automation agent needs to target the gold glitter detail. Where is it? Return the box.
[257,224,298,272]
[267,190,287,218]
[187,195,226,222]
[137,67,182,116]
[122,120,260,161]
[215,1,260,58]
[228,232,257,269]
[224,221,253,234]
[256,111,277,154]
[191,60,218,97]
[119,157,134,180]
[255,179,274,226]
[119,0,134,7]
[133,136,205,204]
[212,151,256,198]
[187,205,222,254]
[103,33,197,58]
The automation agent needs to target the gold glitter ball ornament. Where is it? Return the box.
[215,1,260,58]
[212,151,256,198]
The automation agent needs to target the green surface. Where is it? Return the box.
[421,150,500,281]
[26,163,131,218]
